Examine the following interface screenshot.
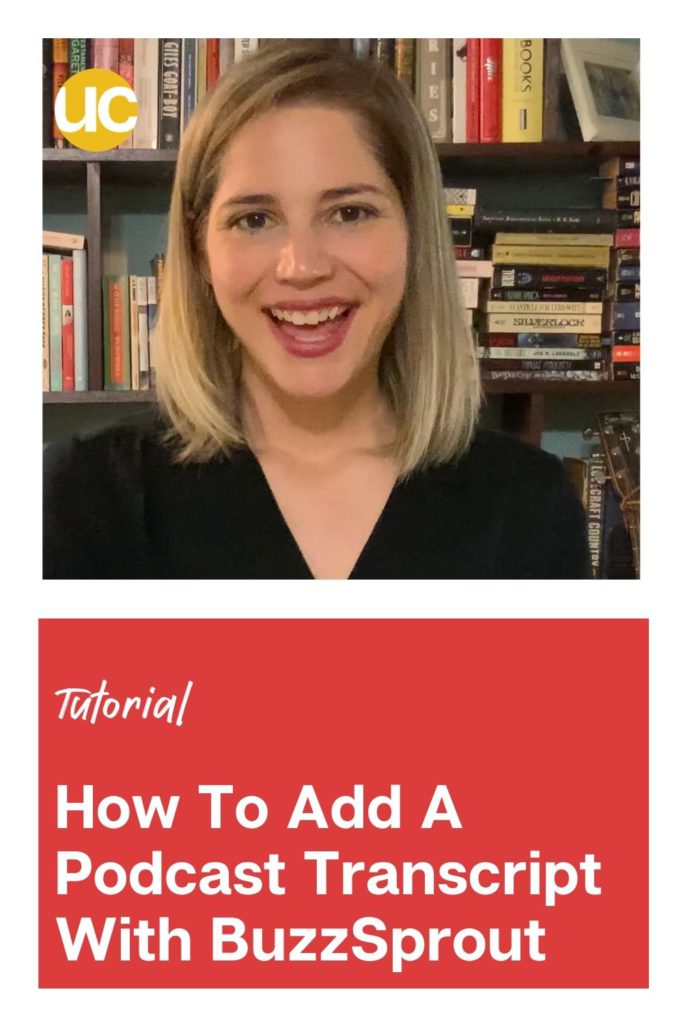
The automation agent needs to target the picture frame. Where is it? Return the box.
[560,39,640,142]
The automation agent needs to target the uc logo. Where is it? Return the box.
[54,68,138,152]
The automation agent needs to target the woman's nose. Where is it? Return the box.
[275,227,334,285]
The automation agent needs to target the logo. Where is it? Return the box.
[54,69,138,152]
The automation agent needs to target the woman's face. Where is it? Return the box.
[204,105,409,401]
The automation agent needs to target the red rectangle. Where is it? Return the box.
[39,620,648,988]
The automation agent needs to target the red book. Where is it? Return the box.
[479,38,502,142]
[612,346,641,362]
[206,39,220,88]
[466,39,481,143]
[615,228,640,248]
[52,39,69,147]
[118,39,134,86]
[61,257,75,391]
[110,281,124,385]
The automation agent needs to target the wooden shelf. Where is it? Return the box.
[43,391,157,405]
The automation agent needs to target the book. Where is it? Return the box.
[133,39,159,148]
[494,232,613,248]
[42,254,50,390]
[94,39,118,72]
[147,275,158,386]
[456,260,493,278]
[137,276,150,390]
[491,245,610,269]
[234,40,258,62]
[475,208,617,233]
[480,39,502,142]
[452,39,467,142]
[43,39,52,148]
[586,451,607,577]
[487,313,603,333]
[43,230,86,252]
[489,287,605,303]
[118,39,135,150]
[60,257,74,391]
[73,249,88,391]
[484,332,603,348]
[103,276,131,390]
[478,346,604,360]
[492,266,607,289]
[486,300,603,315]
[219,39,235,77]
[466,39,481,142]
[129,275,140,390]
[52,39,69,148]
[159,39,182,149]
[69,39,87,76]
[502,38,544,142]
[417,39,449,142]
[47,254,62,390]
[207,39,220,90]
[196,39,207,106]
[181,40,197,137]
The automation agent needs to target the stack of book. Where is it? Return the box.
[601,156,640,380]
[42,231,88,392]
[473,209,616,382]
[102,266,161,391]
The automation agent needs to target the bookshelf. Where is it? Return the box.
[42,140,640,447]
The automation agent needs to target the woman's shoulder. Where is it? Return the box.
[442,427,568,489]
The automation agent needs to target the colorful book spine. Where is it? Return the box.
[466,39,481,142]
[181,40,197,137]
[103,276,131,390]
[206,39,220,89]
[159,39,182,149]
[480,39,502,142]
[93,39,118,72]
[394,39,415,91]
[234,40,258,63]
[219,39,235,77]
[137,276,150,391]
[72,249,88,391]
[129,275,140,390]
[69,39,88,76]
[452,38,467,142]
[42,254,50,390]
[502,39,544,142]
[196,39,207,106]
[52,39,69,148]
[118,39,135,150]
[417,39,449,142]
[60,257,75,391]
[147,275,158,387]
[48,254,62,390]
[133,39,159,148]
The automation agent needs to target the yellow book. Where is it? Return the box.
[493,243,610,268]
[446,204,475,218]
[495,232,614,247]
[502,39,544,142]
[196,40,207,104]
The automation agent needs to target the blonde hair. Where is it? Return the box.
[155,41,481,475]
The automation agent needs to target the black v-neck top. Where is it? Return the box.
[43,415,591,579]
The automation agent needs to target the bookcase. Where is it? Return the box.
[43,140,640,449]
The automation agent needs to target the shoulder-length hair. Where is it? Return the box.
[155,41,481,475]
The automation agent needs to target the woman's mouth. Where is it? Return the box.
[265,306,357,359]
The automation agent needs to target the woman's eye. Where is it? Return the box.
[331,205,376,224]
[231,212,271,232]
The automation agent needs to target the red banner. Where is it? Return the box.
[39,619,648,987]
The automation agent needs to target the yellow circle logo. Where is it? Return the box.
[54,68,138,152]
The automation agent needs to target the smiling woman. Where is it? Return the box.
[43,41,590,579]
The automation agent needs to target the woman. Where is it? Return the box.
[44,42,590,579]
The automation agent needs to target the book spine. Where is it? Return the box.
[486,300,603,315]
[478,346,604,360]
[129,275,140,390]
[104,277,131,390]
[501,37,544,143]
[481,358,605,371]
[60,257,74,391]
[492,246,612,261]
[615,228,640,248]
[480,39,502,142]
[475,209,618,233]
[372,39,395,66]
[492,248,610,269]
[489,287,605,302]
[487,313,603,333]
[234,40,258,63]
[604,303,640,331]
[181,40,197,138]
[610,330,640,345]
[42,254,50,390]
[117,39,135,150]
[43,39,53,148]
[133,39,159,148]
[611,282,640,301]
[587,452,607,577]
[72,249,88,391]
[52,39,69,148]
[69,39,88,75]
[159,39,182,149]
[219,39,235,77]
[482,368,608,381]
[417,39,449,142]
[196,39,207,105]
[484,332,602,348]
[94,39,118,71]
[492,266,607,289]
[466,39,481,142]
[494,232,614,247]
[206,39,220,89]
[48,254,62,390]
[147,275,158,387]
[394,39,415,91]
[137,276,150,390]
[612,345,641,362]
[451,38,467,142]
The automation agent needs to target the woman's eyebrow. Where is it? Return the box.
[217,183,389,211]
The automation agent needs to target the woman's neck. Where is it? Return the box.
[239,364,396,464]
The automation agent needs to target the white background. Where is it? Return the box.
[3,4,679,1021]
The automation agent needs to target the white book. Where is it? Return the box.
[129,276,140,390]
[42,254,50,390]
[234,39,258,63]
[72,249,88,391]
[133,39,159,149]
[137,276,150,391]
[219,39,235,77]
[452,39,467,143]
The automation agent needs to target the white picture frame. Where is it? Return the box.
[561,39,640,142]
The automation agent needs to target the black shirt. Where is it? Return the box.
[43,416,591,579]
